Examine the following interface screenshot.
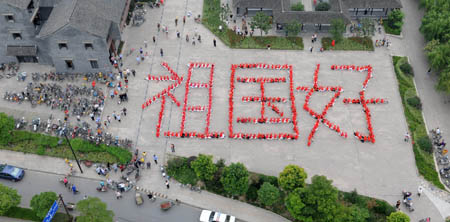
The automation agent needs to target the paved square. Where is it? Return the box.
[0,0,419,209]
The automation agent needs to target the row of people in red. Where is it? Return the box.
[237,117,291,124]
[162,62,181,79]
[155,96,166,137]
[189,62,213,68]
[234,63,291,70]
[288,68,299,137]
[241,96,287,103]
[236,77,286,83]
[188,82,209,88]
[141,78,182,109]
[205,64,215,135]
[230,133,298,140]
[331,64,370,72]
[146,75,178,81]
[164,131,225,139]
[267,101,283,116]
[187,106,207,112]
[343,98,388,104]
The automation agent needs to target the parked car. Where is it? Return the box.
[199,210,235,222]
[0,164,25,181]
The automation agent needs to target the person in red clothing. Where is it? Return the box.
[92,80,96,88]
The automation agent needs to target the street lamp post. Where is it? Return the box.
[63,132,83,174]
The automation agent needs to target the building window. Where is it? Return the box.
[58,43,68,50]
[5,15,14,22]
[12,33,22,40]
[65,60,74,69]
[89,60,99,69]
[84,43,94,50]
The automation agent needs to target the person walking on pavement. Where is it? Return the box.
[404,132,410,142]
[395,200,401,210]
[112,111,117,120]
[122,107,127,116]
[183,16,186,25]
[186,34,189,42]
[157,23,160,32]
[153,154,158,164]
[116,191,122,199]
[171,144,175,152]
[117,114,121,123]
[63,177,68,187]
[418,185,423,197]
[175,17,178,26]
[72,184,78,194]
[160,48,164,57]
[144,40,148,48]
[153,36,156,43]
[213,38,216,47]
[165,180,170,189]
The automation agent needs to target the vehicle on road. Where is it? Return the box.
[199,210,235,222]
[135,192,144,205]
[0,164,25,181]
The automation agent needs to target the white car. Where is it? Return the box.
[199,210,236,222]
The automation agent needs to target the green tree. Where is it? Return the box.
[387,9,404,30]
[0,184,21,215]
[219,3,231,22]
[278,165,307,192]
[291,2,304,11]
[77,197,114,222]
[30,192,58,219]
[420,8,450,42]
[257,182,280,206]
[425,40,450,70]
[315,2,331,11]
[330,19,346,42]
[0,113,14,145]
[220,162,249,197]
[285,188,305,220]
[191,154,217,181]
[285,20,302,36]
[437,66,450,93]
[287,175,339,222]
[387,211,410,222]
[250,12,272,36]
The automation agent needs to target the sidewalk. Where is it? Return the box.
[0,149,289,222]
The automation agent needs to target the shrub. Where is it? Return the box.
[0,184,21,215]
[246,185,259,202]
[291,2,304,11]
[260,175,279,187]
[278,165,307,192]
[221,163,249,197]
[387,211,410,222]
[30,192,58,219]
[191,154,217,181]
[416,136,433,153]
[315,2,331,11]
[400,62,414,76]
[257,182,280,206]
[406,96,422,110]
[373,200,396,216]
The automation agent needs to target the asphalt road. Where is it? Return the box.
[0,170,202,222]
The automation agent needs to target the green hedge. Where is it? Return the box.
[383,20,401,35]
[322,37,374,51]
[0,113,131,164]
[202,0,303,50]
[393,56,444,189]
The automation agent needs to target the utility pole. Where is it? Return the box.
[64,132,83,174]
[58,194,71,220]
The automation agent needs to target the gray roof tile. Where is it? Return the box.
[38,0,127,38]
